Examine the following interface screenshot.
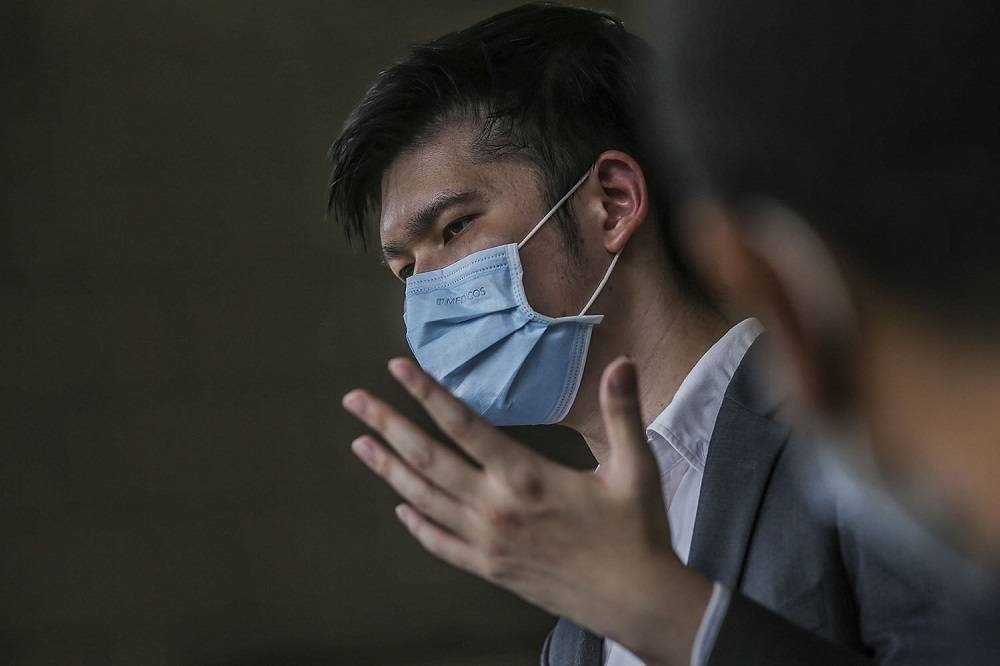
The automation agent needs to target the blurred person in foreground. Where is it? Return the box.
[327,4,958,665]
[652,0,1000,661]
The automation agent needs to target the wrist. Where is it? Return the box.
[611,553,713,666]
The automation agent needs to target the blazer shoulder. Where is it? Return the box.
[723,334,784,418]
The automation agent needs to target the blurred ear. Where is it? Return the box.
[587,151,649,254]
[684,199,858,416]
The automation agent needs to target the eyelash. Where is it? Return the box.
[398,215,478,280]
[442,215,476,243]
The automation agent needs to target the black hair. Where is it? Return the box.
[326,2,662,258]
[658,1,1000,331]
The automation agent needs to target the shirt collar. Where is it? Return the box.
[646,318,764,473]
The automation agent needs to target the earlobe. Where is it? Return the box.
[592,151,649,254]
[686,201,858,416]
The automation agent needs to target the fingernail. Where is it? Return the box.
[388,358,415,385]
[342,391,366,416]
[394,504,409,523]
[352,436,375,464]
[610,359,636,396]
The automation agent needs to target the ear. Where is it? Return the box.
[589,151,649,254]
[684,199,859,416]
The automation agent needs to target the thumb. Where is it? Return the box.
[599,357,659,491]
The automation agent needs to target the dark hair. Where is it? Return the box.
[658,1,1000,331]
[326,2,662,256]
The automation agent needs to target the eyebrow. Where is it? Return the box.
[381,189,483,265]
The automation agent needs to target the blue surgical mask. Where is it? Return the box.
[403,169,622,426]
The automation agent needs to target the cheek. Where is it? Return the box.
[517,228,585,318]
[861,363,930,471]
[858,358,977,531]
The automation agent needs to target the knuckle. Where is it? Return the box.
[366,402,390,431]
[481,547,512,582]
[509,466,546,502]
[411,519,429,544]
[414,374,435,403]
[365,447,385,474]
[484,504,523,532]
[483,537,508,559]
[443,408,476,440]
[411,520,435,551]
[408,480,436,513]
[408,440,434,470]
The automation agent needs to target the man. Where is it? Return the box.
[655,0,1000,564]
[328,4,955,665]
[651,0,1000,661]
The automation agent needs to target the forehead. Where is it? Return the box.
[378,124,538,242]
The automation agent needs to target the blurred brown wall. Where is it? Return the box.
[1,1,648,664]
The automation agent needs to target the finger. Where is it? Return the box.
[599,357,657,486]
[351,435,472,538]
[387,357,549,478]
[343,388,483,502]
[394,502,486,577]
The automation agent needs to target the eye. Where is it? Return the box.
[398,263,414,280]
[443,215,477,243]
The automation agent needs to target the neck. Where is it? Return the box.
[562,267,728,464]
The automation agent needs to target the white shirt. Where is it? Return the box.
[603,318,764,666]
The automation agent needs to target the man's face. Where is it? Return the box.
[849,291,1000,558]
[379,123,605,319]
[684,205,1000,559]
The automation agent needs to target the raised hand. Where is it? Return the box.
[342,357,711,666]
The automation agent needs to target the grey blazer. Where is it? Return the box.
[541,338,956,666]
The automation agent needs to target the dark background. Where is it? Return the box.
[1,1,648,664]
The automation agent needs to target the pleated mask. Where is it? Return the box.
[402,168,621,426]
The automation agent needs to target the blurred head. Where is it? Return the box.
[327,3,698,429]
[656,0,1000,558]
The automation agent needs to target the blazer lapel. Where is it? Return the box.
[546,338,786,665]
[687,337,790,588]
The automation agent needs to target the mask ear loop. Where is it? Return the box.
[514,167,621,317]
[577,250,621,316]
[517,169,592,249]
